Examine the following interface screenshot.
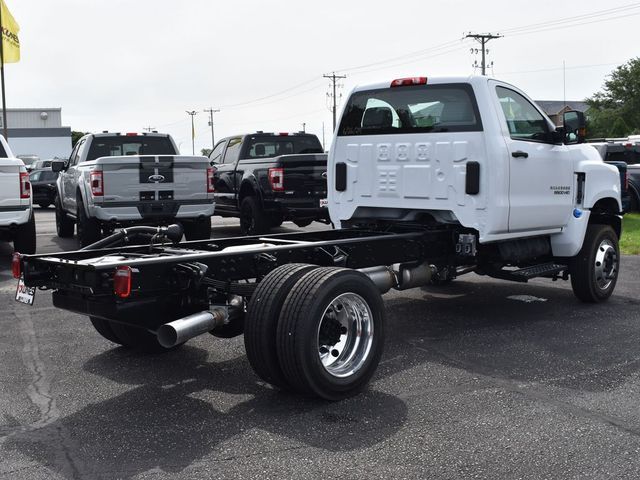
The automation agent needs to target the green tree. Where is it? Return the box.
[586,57,640,138]
[200,148,212,156]
[71,131,89,147]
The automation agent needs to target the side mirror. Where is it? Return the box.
[51,160,66,172]
[563,110,586,144]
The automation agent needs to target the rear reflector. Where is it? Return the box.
[268,167,284,191]
[19,172,31,199]
[114,266,132,298]
[207,167,215,193]
[90,171,104,196]
[12,253,21,279]
[390,77,428,87]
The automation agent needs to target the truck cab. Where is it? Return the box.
[329,76,621,259]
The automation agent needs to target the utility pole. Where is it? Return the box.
[324,72,346,131]
[186,110,197,155]
[301,122,306,133]
[203,107,220,149]
[465,32,502,75]
[143,126,155,132]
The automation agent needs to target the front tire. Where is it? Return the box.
[77,196,102,247]
[276,267,385,400]
[13,212,36,254]
[55,195,74,238]
[570,224,620,303]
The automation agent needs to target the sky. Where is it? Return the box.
[4,0,640,155]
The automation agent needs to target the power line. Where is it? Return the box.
[217,77,324,109]
[465,33,502,75]
[324,72,346,131]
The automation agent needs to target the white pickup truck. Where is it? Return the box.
[0,135,36,254]
[17,76,623,401]
[52,132,215,246]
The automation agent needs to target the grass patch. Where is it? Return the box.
[621,213,640,255]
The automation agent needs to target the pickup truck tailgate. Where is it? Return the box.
[97,155,211,203]
[0,162,22,207]
[276,153,327,195]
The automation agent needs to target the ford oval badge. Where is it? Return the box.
[148,174,165,183]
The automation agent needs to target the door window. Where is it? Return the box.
[496,86,550,142]
[222,137,242,164]
[209,140,226,164]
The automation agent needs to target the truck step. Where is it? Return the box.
[488,263,567,283]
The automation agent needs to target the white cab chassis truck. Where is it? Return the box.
[0,135,36,254]
[52,132,215,247]
[16,77,622,401]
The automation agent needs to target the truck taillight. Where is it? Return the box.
[390,77,428,87]
[90,171,104,196]
[113,266,132,298]
[207,167,215,193]
[12,253,21,279]
[19,172,30,199]
[268,167,284,191]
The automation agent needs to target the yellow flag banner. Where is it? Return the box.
[1,0,20,64]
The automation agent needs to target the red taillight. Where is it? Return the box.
[207,167,216,193]
[390,77,428,87]
[268,167,284,191]
[12,253,21,279]
[278,132,289,136]
[126,132,138,136]
[19,172,31,199]
[113,266,132,298]
[90,171,104,196]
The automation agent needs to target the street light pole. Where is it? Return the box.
[186,110,197,155]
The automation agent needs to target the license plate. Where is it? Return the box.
[319,198,328,208]
[15,277,35,306]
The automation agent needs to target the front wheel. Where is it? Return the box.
[77,196,102,247]
[55,195,75,238]
[570,224,620,303]
[276,267,385,400]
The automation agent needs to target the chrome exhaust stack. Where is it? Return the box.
[157,309,228,348]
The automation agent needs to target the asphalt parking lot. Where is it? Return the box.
[1,209,640,479]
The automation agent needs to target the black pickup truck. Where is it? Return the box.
[590,141,638,212]
[209,132,329,234]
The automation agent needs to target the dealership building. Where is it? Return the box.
[2,108,72,160]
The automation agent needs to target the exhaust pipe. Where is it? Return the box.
[360,262,435,293]
[157,309,227,348]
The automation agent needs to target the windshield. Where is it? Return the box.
[338,83,482,136]
[243,135,323,159]
[86,136,177,161]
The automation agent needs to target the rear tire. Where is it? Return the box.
[89,317,123,345]
[570,224,619,303]
[77,196,102,247]
[240,196,270,235]
[244,263,317,390]
[276,267,385,400]
[183,217,211,241]
[13,212,36,254]
[55,195,75,238]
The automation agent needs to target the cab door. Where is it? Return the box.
[212,137,242,212]
[492,83,574,232]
